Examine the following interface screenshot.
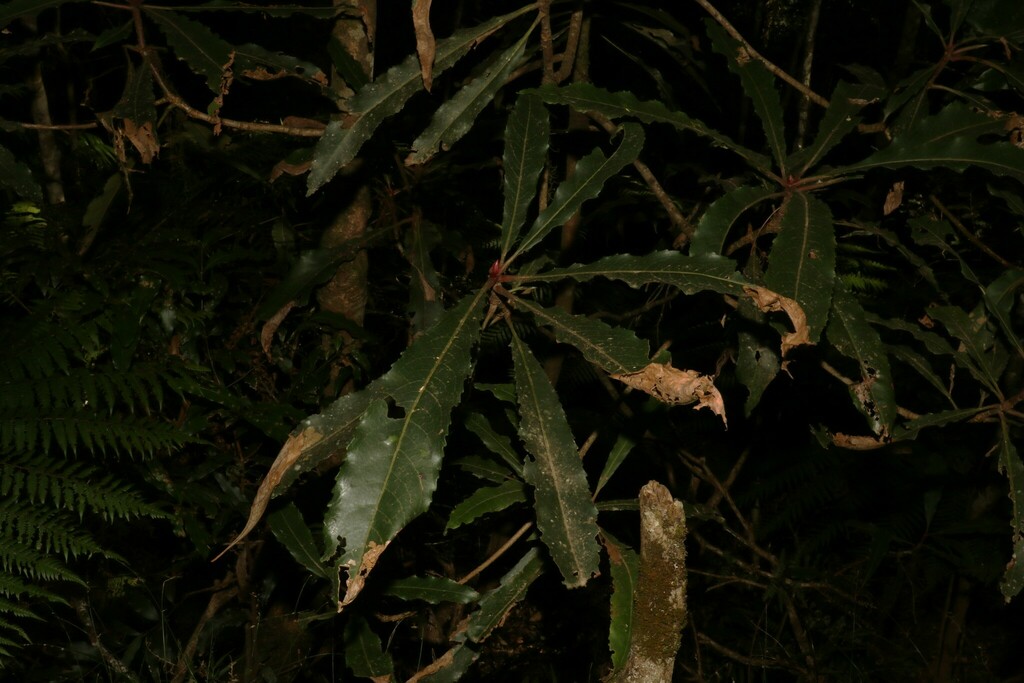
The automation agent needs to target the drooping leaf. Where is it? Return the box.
[998,416,1024,600]
[843,103,1024,183]
[705,20,787,173]
[509,123,645,261]
[887,344,955,407]
[499,95,550,262]
[81,174,123,238]
[602,531,639,673]
[983,269,1024,358]
[524,250,748,296]
[324,289,487,608]
[268,503,328,579]
[690,185,776,257]
[594,435,635,498]
[928,305,1008,395]
[384,576,480,604]
[407,22,534,165]
[464,413,523,477]
[510,331,600,588]
[465,547,545,642]
[233,43,327,86]
[344,615,394,680]
[826,288,896,437]
[445,480,527,532]
[307,6,535,194]
[526,83,773,174]
[891,407,986,441]
[145,9,233,95]
[764,193,836,342]
[790,81,881,176]
[736,330,781,415]
[455,455,515,483]
[510,298,650,375]
[111,58,156,124]
[0,145,42,203]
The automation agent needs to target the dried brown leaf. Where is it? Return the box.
[743,285,811,356]
[123,119,159,164]
[412,0,436,91]
[260,301,297,357]
[340,540,389,611]
[612,363,727,426]
[883,181,904,215]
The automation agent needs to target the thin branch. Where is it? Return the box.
[692,0,830,108]
[796,0,823,148]
[553,8,584,83]
[696,632,808,674]
[73,598,141,683]
[13,122,99,131]
[458,521,533,584]
[538,0,557,84]
[929,194,1016,268]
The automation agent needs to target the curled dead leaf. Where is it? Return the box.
[260,301,297,357]
[743,285,811,356]
[339,540,389,612]
[412,0,436,91]
[883,181,904,216]
[832,432,889,450]
[213,426,323,561]
[612,363,727,426]
[122,119,160,164]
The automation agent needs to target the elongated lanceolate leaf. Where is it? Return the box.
[268,503,328,579]
[510,298,650,375]
[790,81,880,176]
[500,95,550,261]
[525,251,748,296]
[984,269,1024,357]
[510,332,599,588]
[705,21,787,174]
[464,412,523,477]
[446,480,527,531]
[595,435,635,498]
[324,290,486,608]
[690,185,775,257]
[891,407,985,441]
[602,532,639,673]
[928,305,1008,395]
[736,330,781,415]
[826,289,896,437]
[764,193,836,342]
[407,22,534,165]
[998,417,1024,600]
[145,9,233,95]
[842,103,1024,183]
[112,58,156,125]
[308,6,535,194]
[510,123,645,261]
[384,576,479,604]
[887,344,955,406]
[466,547,545,642]
[526,83,773,175]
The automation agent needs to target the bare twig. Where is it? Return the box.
[930,194,1016,268]
[458,521,533,585]
[553,8,584,83]
[696,632,807,674]
[796,0,823,147]
[538,0,557,84]
[171,574,239,683]
[73,598,141,682]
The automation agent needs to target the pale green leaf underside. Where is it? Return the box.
[500,95,550,261]
[407,22,534,165]
[511,298,650,375]
[510,332,599,588]
[308,6,535,194]
[764,193,836,342]
[510,123,645,262]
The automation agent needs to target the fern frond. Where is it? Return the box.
[0,500,110,561]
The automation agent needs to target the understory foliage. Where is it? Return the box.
[1,0,1023,680]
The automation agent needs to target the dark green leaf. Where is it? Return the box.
[690,185,775,257]
[500,95,550,262]
[891,407,986,441]
[408,22,534,165]
[324,289,486,608]
[526,83,772,174]
[998,417,1024,600]
[112,58,156,124]
[510,298,650,375]
[791,81,880,176]
[928,305,1007,395]
[405,221,444,337]
[308,6,535,194]
[233,43,327,86]
[826,289,896,437]
[466,547,545,642]
[764,193,836,341]
[602,532,638,673]
[384,576,480,604]
[464,413,523,477]
[268,503,327,578]
[145,9,233,95]
[706,20,787,173]
[736,331,780,415]
[510,331,599,588]
[344,615,394,679]
[887,344,955,406]
[510,123,645,261]
[984,269,1024,358]
[524,251,748,296]
[0,0,85,29]
[446,480,527,531]
[455,455,515,483]
[594,435,635,498]
[844,103,1024,183]
[0,144,42,203]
